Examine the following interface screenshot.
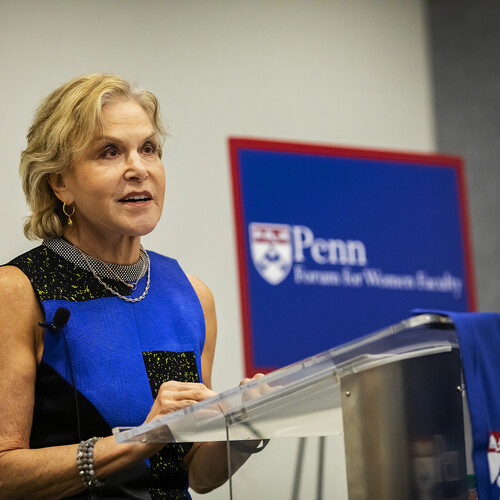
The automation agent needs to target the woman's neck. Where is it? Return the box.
[62,230,142,265]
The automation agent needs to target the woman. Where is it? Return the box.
[0,74,255,499]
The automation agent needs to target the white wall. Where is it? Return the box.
[0,1,433,498]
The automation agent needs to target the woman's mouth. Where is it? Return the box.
[119,192,152,203]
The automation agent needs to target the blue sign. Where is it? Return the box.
[229,138,476,376]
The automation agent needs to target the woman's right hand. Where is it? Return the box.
[145,380,217,424]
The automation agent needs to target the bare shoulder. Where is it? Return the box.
[0,265,41,336]
[186,274,215,311]
[185,273,217,341]
[186,274,217,388]
[0,265,35,299]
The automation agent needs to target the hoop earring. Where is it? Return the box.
[62,203,76,227]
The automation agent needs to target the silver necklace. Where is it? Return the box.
[77,246,151,303]
[98,247,147,291]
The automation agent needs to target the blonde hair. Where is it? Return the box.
[20,73,167,240]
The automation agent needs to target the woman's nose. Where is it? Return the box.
[125,152,148,181]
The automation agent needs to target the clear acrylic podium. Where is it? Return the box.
[113,314,468,499]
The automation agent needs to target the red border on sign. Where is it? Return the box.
[229,137,477,377]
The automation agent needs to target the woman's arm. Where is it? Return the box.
[0,267,215,499]
[185,275,265,494]
[186,274,217,391]
[184,275,225,492]
[0,266,86,498]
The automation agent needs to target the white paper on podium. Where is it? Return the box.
[113,314,457,445]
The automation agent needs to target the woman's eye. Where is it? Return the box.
[142,142,157,155]
[100,146,119,158]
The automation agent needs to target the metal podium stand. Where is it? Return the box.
[113,314,468,499]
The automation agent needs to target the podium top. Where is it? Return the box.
[113,314,457,444]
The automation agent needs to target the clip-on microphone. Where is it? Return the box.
[38,307,71,332]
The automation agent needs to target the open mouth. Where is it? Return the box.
[119,194,152,203]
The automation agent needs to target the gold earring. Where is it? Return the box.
[62,203,75,226]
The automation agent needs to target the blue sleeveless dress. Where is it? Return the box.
[8,244,206,499]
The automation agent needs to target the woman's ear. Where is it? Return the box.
[48,173,72,204]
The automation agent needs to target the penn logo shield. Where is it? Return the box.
[488,432,500,488]
[249,223,292,285]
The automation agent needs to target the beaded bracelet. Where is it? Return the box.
[76,437,105,489]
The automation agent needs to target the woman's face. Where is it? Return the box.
[57,99,166,248]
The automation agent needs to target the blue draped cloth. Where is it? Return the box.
[414,310,500,499]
